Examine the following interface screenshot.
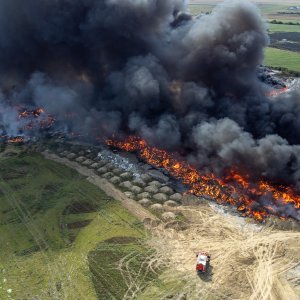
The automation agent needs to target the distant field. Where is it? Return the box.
[267,14,300,22]
[0,149,157,299]
[188,2,299,21]
[189,2,300,73]
[268,23,300,33]
[256,3,290,14]
[264,47,300,72]
[188,3,213,15]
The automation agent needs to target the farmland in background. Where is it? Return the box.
[188,1,300,74]
[264,48,300,72]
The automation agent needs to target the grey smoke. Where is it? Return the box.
[0,95,20,137]
[0,0,300,207]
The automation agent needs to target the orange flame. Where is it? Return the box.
[3,106,56,144]
[106,136,299,222]
[7,136,24,143]
[18,107,56,130]
[266,87,288,97]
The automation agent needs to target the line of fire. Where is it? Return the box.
[1,99,299,223]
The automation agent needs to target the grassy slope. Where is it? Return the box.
[0,149,156,300]
[264,48,300,72]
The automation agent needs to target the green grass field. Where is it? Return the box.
[264,47,300,72]
[188,4,214,15]
[268,23,300,33]
[0,148,158,299]
[256,4,290,15]
[188,2,298,21]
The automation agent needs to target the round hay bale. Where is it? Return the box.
[75,156,85,163]
[140,174,152,183]
[90,162,100,169]
[96,160,108,167]
[153,193,168,203]
[164,200,179,207]
[124,191,135,199]
[132,178,147,187]
[144,185,159,194]
[170,193,183,202]
[67,153,76,160]
[159,186,174,195]
[138,199,152,207]
[105,163,114,171]
[112,168,123,175]
[162,212,176,221]
[150,203,164,212]
[97,167,108,174]
[82,159,93,166]
[119,181,132,190]
[102,172,114,179]
[137,192,151,200]
[130,185,142,194]
[110,176,121,185]
[62,150,69,156]
[149,180,162,188]
[120,172,133,180]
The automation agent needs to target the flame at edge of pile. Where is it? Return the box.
[106,136,300,222]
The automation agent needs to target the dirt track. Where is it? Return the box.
[42,151,300,300]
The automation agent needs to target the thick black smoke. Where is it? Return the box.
[1,0,300,193]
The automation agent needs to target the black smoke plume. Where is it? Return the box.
[1,0,300,201]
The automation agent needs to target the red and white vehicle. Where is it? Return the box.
[196,252,211,273]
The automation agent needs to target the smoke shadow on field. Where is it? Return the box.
[197,265,213,282]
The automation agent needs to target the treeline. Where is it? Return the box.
[277,12,300,15]
[269,20,300,25]
[268,66,300,77]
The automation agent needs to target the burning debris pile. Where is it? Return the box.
[0,0,300,221]
[0,106,55,143]
[107,136,300,221]
[257,66,287,90]
[257,65,289,97]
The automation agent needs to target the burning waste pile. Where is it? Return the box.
[0,106,55,143]
[0,0,300,222]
